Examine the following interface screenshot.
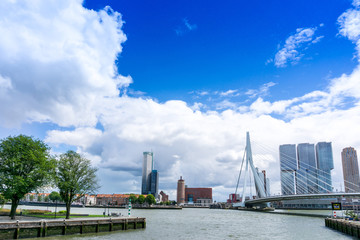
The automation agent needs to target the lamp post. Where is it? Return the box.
[128,198,131,217]
[54,200,57,219]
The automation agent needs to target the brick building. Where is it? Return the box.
[185,187,212,206]
[96,194,138,206]
[159,191,169,202]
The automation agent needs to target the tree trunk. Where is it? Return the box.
[66,201,71,219]
[10,198,19,220]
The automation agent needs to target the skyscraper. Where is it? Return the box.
[255,168,271,197]
[297,143,317,194]
[150,170,159,198]
[280,144,297,195]
[280,142,334,195]
[316,142,334,193]
[141,152,153,195]
[342,147,360,193]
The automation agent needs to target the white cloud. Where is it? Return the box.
[220,89,239,97]
[0,0,127,127]
[183,18,197,31]
[353,0,360,8]
[46,127,103,151]
[274,26,323,67]
[246,82,276,98]
[190,102,204,111]
[338,4,360,59]
[0,75,12,91]
[175,18,197,36]
[216,100,238,110]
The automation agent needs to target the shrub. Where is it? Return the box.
[23,209,51,215]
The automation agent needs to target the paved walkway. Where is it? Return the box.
[0,216,40,222]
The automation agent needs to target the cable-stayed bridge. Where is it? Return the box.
[233,132,360,209]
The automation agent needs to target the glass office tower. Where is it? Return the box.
[141,152,153,195]
[280,144,297,195]
[297,143,318,194]
[316,142,334,193]
[150,170,159,198]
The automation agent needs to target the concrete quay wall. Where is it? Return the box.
[0,217,146,239]
[325,218,360,237]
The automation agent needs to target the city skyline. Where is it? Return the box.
[280,142,334,195]
[1,0,360,201]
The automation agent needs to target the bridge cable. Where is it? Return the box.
[235,148,246,195]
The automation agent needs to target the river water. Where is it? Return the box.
[6,205,351,239]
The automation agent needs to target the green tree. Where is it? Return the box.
[129,194,137,203]
[44,196,49,202]
[145,194,156,205]
[29,195,34,202]
[55,151,99,219]
[49,191,61,218]
[37,195,42,202]
[0,195,6,208]
[137,195,145,204]
[49,191,61,202]
[0,135,54,219]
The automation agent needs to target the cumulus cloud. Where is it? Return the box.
[353,0,360,8]
[0,0,127,127]
[273,25,324,67]
[338,3,360,59]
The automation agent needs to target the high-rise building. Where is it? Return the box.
[280,142,334,195]
[150,170,159,198]
[141,152,153,195]
[262,170,271,197]
[342,147,360,193]
[297,143,317,194]
[177,176,185,204]
[255,168,271,197]
[316,142,334,193]
[279,144,297,195]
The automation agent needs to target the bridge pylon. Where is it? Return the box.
[234,132,269,208]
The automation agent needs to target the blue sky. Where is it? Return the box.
[1,0,360,201]
[84,0,356,104]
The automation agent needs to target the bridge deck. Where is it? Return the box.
[245,193,360,205]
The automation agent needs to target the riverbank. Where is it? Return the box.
[325,218,360,237]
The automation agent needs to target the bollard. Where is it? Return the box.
[62,219,66,235]
[38,221,43,237]
[42,222,47,237]
[96,221,99,233]
[14,220,20,239]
